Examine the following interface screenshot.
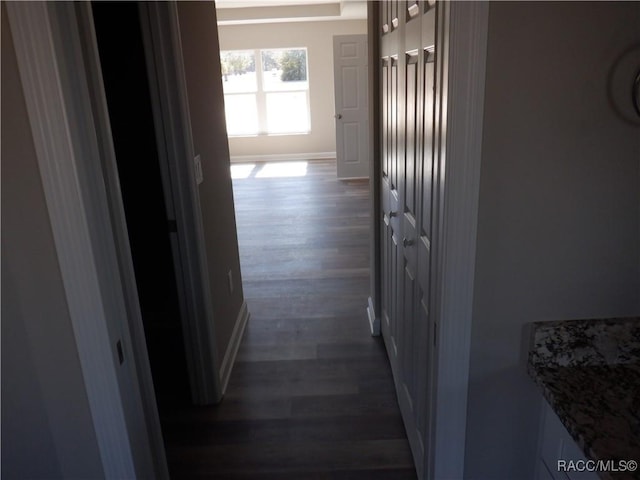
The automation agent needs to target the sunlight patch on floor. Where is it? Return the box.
[255,161,308,178]
[230,163,256,179]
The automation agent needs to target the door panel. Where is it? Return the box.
[404,54,419,230]
[390,230,401,357]
[341,122,360,162]
[382,216,391,335]
[382,58,389,181]
[418,51,435,296]
[390,56,398,192]
[333,35,369,178]
[381,212,401,359]
[379,2,437,478]
[396,17,427,475]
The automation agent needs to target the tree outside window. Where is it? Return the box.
[280,50,307,82]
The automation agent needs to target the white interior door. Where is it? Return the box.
[333,34,369,179]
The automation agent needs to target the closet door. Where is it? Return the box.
[379,2,437,478]
[381,54,402,354]
[412,44,436,480]
[396,7,430,476]
[380,1,402,357]
[414,9,438,479]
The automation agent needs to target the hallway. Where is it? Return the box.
[160,159,416,478]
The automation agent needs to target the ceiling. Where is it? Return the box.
[215,0,367,25]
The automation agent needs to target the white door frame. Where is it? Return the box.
[9,0,488,476]
[366,2,382,336]
[430,2,489,478]
[368,2,489,479]
[6,2,167,477]
[72,2,170,477]
[6,0,229,474]
[138,1,223,405]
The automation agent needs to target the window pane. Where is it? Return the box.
[224,94,258,135]
[262,49,308,92]
[266,92,310,134]
[220,51,256,93]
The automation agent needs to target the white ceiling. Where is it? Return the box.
[215,0,367,25]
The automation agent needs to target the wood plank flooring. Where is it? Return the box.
[161,159,416,479]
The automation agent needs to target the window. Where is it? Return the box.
[221,48,310,136]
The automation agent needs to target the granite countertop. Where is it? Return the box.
[528,317,640,479]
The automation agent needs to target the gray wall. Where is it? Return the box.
[1,6,104,478]
[466,2,640,478]
[177,2,246,365]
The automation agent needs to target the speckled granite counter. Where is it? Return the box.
[528,317,640,479]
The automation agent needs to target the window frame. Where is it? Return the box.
[221,47,311,137]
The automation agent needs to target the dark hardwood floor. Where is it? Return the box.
[161,159,416,479]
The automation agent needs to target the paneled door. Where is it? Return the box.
[380,49,402,366]
[379,2,437,478]
[333,34,369,179]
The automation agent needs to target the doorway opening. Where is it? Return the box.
[221,158,420,475]
[190,10,417,478]
[217,21,373,344]
[92,1,191,411]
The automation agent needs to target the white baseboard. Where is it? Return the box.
[367,296,381,336]
[230,152,336,163]
[338,175,370,180]
[219,301,249,395]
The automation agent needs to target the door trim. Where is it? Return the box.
[367,1,382,336]
[430,2,489,478]
[370,1,489,478]
[139,2,223,404]
[73,3,170,477]
[5,2,162,477]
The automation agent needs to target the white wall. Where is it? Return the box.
[1,7,104,477]
[466,2,640,478]
[218,19,367,159]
